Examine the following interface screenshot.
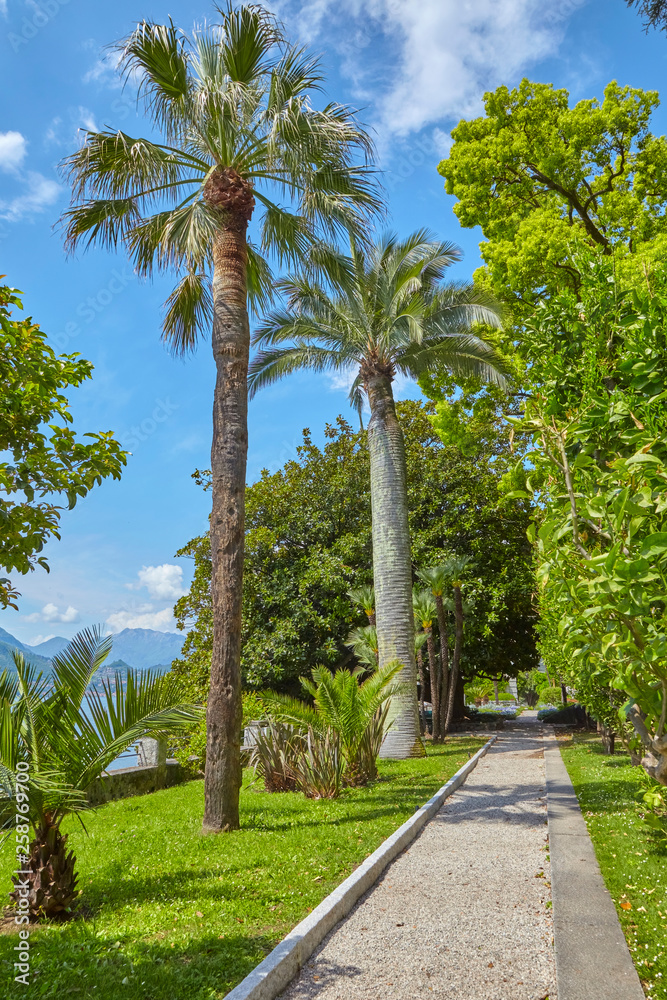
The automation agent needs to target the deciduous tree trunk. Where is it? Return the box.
[203,219,249,832]
[367,374,423,759]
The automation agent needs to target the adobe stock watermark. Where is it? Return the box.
[121,397,180,452]
[544,0,589,26]
[13,761,32,986]
[50,267,134,352]
[385,133,443,193]
[7,0,75,53]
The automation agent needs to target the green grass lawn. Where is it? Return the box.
[560,734,667,1000]
[0,738,483,999]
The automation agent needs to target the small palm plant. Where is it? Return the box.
[348,585,376,626]
[346,624,379,669]
[266,662,403,786]
[249,230,506,759]
[444,555,473,731]
[0,628,201,920]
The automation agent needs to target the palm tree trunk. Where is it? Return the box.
[367,374,423,759]
[434,595,449,739]
[10,818,78,919]
[445,585,464,733]
[416,645,426,735]
[426,625,442,743]
[203,220,249,832]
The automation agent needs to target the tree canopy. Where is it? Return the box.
[438,79,667,307]
[0,282,126,609]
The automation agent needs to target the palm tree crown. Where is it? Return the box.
[61,4,380,351]
[248,229,507,411]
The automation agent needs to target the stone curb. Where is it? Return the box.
[545,747,645,1000]
[224,735,498,1000]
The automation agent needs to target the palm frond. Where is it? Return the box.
[50,627,113,714]
[117,19,191,134]
[162,268,213,354]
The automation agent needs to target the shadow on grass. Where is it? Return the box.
[0,926,276,999]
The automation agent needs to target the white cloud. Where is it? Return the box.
[277,0,584,139]
[0,131,27,173]
[0,171,60,222]
[0,1,7,18]
[106,608,176,632]
[25,603,80,624]
[27,634,56,646]
[127,564,187,601]
[327,367,357,393]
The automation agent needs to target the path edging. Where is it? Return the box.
[545,747,645,1000]
[224,735,498,1000]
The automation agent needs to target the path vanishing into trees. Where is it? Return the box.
[279,714,556,1000]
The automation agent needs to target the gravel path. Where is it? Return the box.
[278,714,557,1000]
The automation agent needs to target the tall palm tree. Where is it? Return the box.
[0,627,200,919]
[418,562,453,739]
[248,231,506,757]
[60,5,379,831]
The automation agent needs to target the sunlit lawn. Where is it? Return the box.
[0,737,484,999]
[561,734,667,1000]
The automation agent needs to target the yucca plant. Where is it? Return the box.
[0,627,200,920]
[60,2,380,833]
[289,728,344,799]
[244,720,303,792]
[266,661,403,786]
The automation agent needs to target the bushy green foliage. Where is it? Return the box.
[511,259,667,773]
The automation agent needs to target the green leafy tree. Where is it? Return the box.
[0,282,126,609]
[61,4,379,833]
[248,231,506,757]
[0,628,200,919]
[512,256,667,780]
[439,79,667,309]
[412,588,439,736]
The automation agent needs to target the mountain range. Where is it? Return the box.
[0,627,185,675]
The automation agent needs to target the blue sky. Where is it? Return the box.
[0,0,664,644]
